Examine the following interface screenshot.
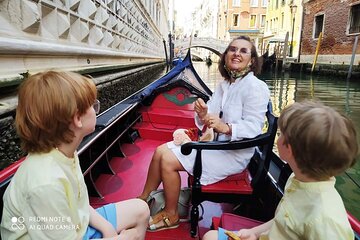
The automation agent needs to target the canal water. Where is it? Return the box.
[191,61,360,220]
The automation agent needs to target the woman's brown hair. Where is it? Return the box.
[15,71,97,153]
[218,36,262,81]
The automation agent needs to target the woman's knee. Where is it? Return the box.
[152,145,166,163]
[154,143,168,155]
[160,154,179,172]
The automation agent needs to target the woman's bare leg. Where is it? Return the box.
[115,199,150,240]
[150,149,185,228]
[162,150,184,215]
[139,143,168,200]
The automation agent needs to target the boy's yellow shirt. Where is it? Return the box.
[260,173,354,240]
[1,149,89,240]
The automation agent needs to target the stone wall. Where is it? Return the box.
[301,0,360,64]
[0,0,169,81]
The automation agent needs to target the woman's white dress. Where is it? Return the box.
[167,72,270,185]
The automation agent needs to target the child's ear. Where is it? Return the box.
[286,143,295,161]
[73,112,83,129]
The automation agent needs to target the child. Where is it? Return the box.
[1,71,150,239]
[203,101,358,240]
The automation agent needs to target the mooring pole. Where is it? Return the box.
[168,33,174,66]
[311,32,322,73]
[163,38,169,66]
[282,32,289,73]
[347,35,359,80]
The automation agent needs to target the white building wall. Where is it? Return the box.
[0,0,170,80]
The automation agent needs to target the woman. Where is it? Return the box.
[139,36,270,231]
[1,71,149,239]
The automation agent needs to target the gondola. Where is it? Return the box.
[261,51,276,72]
[0,50,359,240]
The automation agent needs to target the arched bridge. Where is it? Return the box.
[174,37,228,56]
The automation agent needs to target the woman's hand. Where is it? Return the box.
[205,114,229,134]
[194,98,208,120]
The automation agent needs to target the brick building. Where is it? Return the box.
[300,0,360,64]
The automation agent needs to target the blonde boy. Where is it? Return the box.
[1,71,150,239]
[204,101,358,240]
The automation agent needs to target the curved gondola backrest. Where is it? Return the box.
[261,102,278,170]
[247,102,278,190]
[142,79,209,107]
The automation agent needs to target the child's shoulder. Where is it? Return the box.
[19,151,60,170]
[14,151,68,187]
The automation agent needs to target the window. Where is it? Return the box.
[250,15,257,28]
[260,15,266,28]
[281,12,284,28]
[233,0,240,7]
[262,0,268,7]
[250,0,258,7]
[233,14,239,26]
[314,14,324,38]
[349,4,360,34]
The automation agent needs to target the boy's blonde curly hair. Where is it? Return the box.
[278,101,358,180]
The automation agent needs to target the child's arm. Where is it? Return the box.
[89,206,117,238]
[237,219,273,239]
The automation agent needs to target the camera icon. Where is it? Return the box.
[11,216,25,230]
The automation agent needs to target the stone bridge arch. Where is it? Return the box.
[174,37,228,57]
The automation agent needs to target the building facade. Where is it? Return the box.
[217,0,267,49]
[263,0,302,58]
[300,0,360,64]
[0,0,171,83]
[192,0,218,39]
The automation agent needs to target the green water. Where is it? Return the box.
[193,61,360,220]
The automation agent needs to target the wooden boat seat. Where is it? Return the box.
[188,170,253,194]
[140,106,196,128]
[181,102,278,237]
